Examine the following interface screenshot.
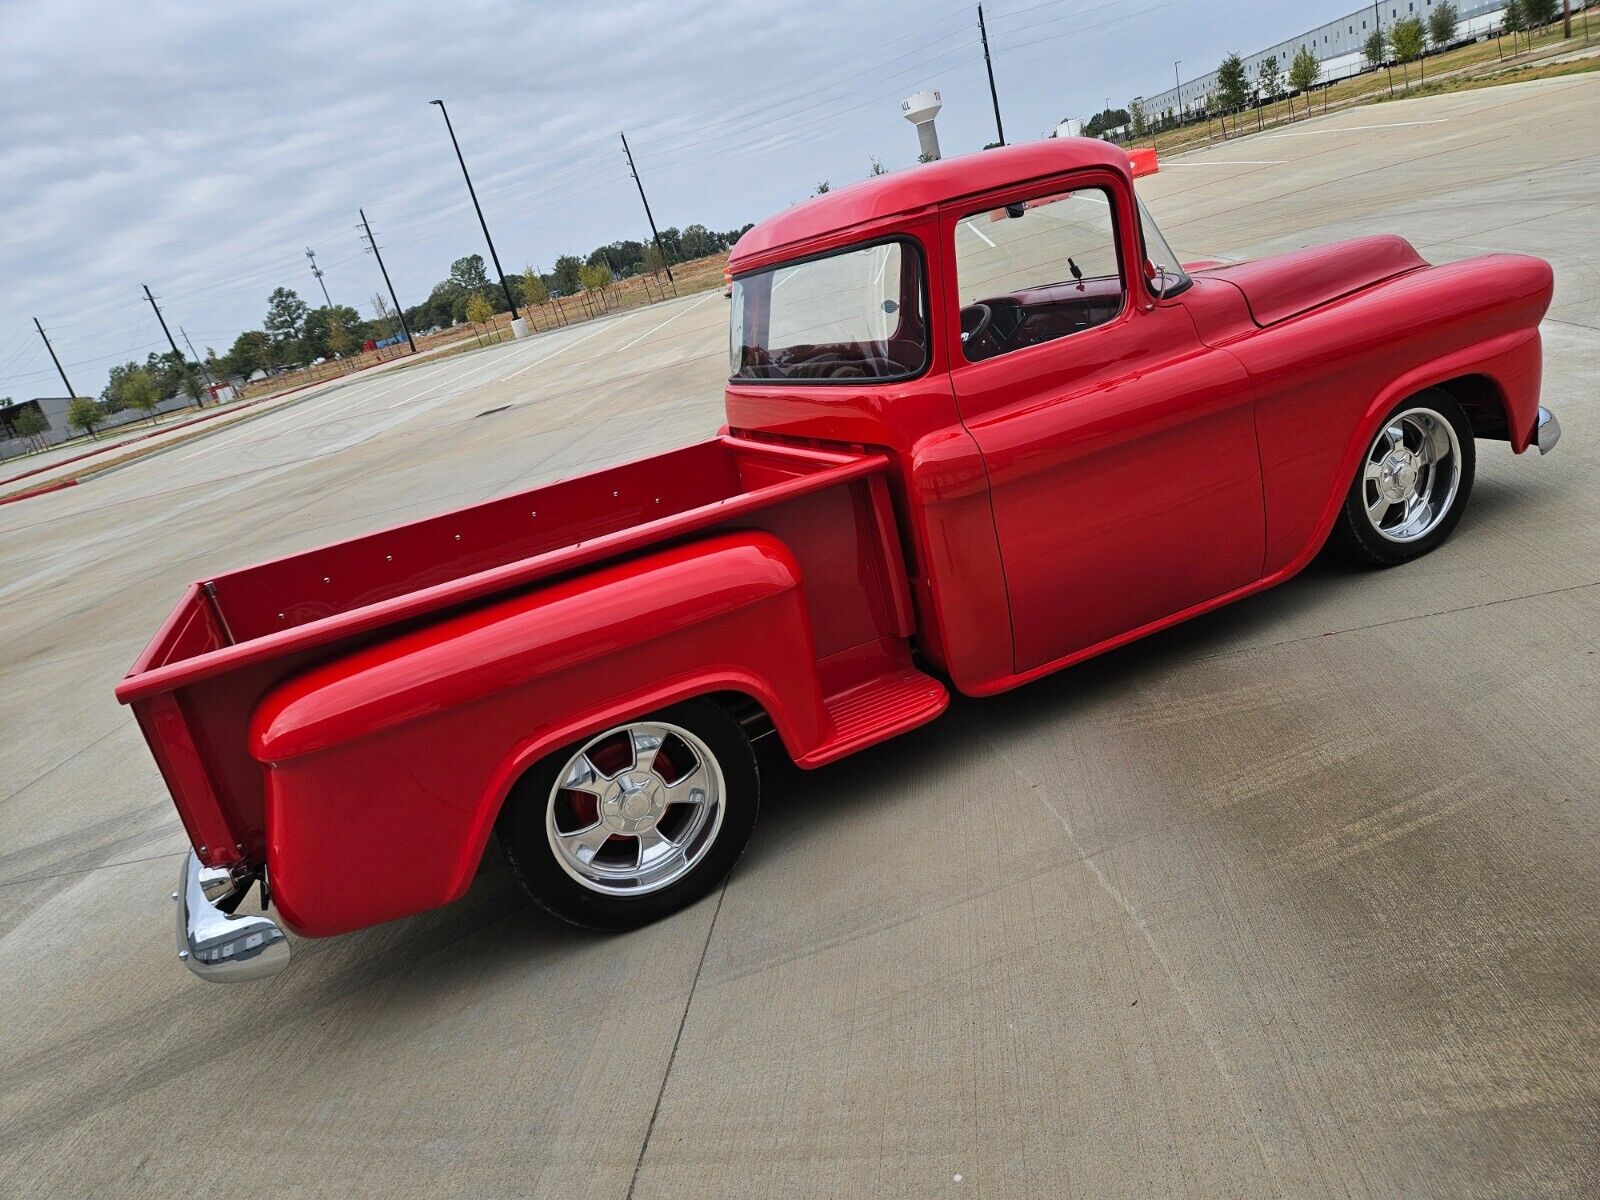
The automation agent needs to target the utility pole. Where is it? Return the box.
[620,132,675,287]
[305,247,333,308]
[1375,1,1395,96]
[359,208,417,355]
[179,326,217,400]
[977,4,1006,146]
[144,286,202,407]
[1174,60,1183,123]
[32,318,76,398]
[428,100,520,322]
[143,283,188,365]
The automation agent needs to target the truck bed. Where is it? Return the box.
[118,434,925,868]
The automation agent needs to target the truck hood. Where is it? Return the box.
[1198,235,1428,327]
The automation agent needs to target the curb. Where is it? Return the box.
[0,478,79,507]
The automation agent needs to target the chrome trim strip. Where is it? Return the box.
[175,850,290,982]
[1536,407,1561,455]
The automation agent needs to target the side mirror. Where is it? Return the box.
[1146,260,1173,302]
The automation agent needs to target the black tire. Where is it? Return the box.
[496,698,758,931]
[1328,389,1475,567]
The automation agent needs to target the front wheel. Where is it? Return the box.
[497,699,758,930]
[1328,390,1475,567]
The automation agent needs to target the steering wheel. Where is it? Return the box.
[961,302,994,348]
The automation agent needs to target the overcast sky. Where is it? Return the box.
[3,0,1322,398]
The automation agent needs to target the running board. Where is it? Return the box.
[796,668,949,767]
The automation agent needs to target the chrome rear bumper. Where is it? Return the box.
[1537,406,1561,455]
[174,850,290,982]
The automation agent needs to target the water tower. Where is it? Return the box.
[901,90,943,161]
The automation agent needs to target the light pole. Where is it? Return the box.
[1174,60,1183,122]
[428,100,522,328]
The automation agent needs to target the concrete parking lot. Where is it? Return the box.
[2,75,1596,1198]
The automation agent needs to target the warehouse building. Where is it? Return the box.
[1140,1,1520,123]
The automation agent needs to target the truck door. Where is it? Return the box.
[941,172,1263,674]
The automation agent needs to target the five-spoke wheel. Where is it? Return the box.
[546,721,725,896]
[498,698,758,929]
[1331,390,1475,566]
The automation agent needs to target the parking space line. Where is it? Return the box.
[1262,118,1449,138]
[613,292,718,354]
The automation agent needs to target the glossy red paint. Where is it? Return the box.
[122,138,1554,942]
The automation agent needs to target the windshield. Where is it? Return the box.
[1137,195,1190,295]
[730,240,927,382]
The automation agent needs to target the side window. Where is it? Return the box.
[954,187,1125,363]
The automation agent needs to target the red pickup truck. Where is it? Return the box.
[119,138,1558,981]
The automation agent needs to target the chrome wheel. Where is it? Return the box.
[1360,408,1462,544]
[546,721,725,896]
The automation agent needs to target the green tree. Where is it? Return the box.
[868,156,886,176]
[317,305,363,358]
[1257,54,1282,123]
[100,362,140,412]
[642,242,667,277]
[1215,52,1249,112]
[145,349,188,397]
[121,369,161,421]
[1522,0,1556,30]
[1363,28,1386,68]
[1258,54,1282,100]
[464,292,494,327]
[221,329,273,378]
[448,254,491,292]
[1389,17,1426,87]
[181,369,205,406]
[520,265,548,307]
[324,316,352,362]
[1502,0,1527,50]
[814,180,830,194]
[1288,46,1321,117]
[12,406,48,449]
[1428,1,1459,47]
[66,397,104,438]
[551,255,583,296]
[264,287,309,343]
[1215,52,1248,136]
[1129,98,1149,138]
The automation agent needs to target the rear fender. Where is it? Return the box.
[250,531,826,937]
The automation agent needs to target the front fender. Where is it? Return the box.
[250,531,825,937]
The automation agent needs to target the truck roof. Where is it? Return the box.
[729,137,1134,273]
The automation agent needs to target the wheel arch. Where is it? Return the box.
[1285,376,1484,588]
[257,532,830,937]
[1432,373,1510,441]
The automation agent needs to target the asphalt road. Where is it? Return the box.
[2,76,1597,1198]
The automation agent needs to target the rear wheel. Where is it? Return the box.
[497,699,758,930]
[1329,390,1475,567]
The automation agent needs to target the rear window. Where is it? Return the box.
[730,240,927,383]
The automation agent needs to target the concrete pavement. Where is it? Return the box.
[2,76,1597,1198]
